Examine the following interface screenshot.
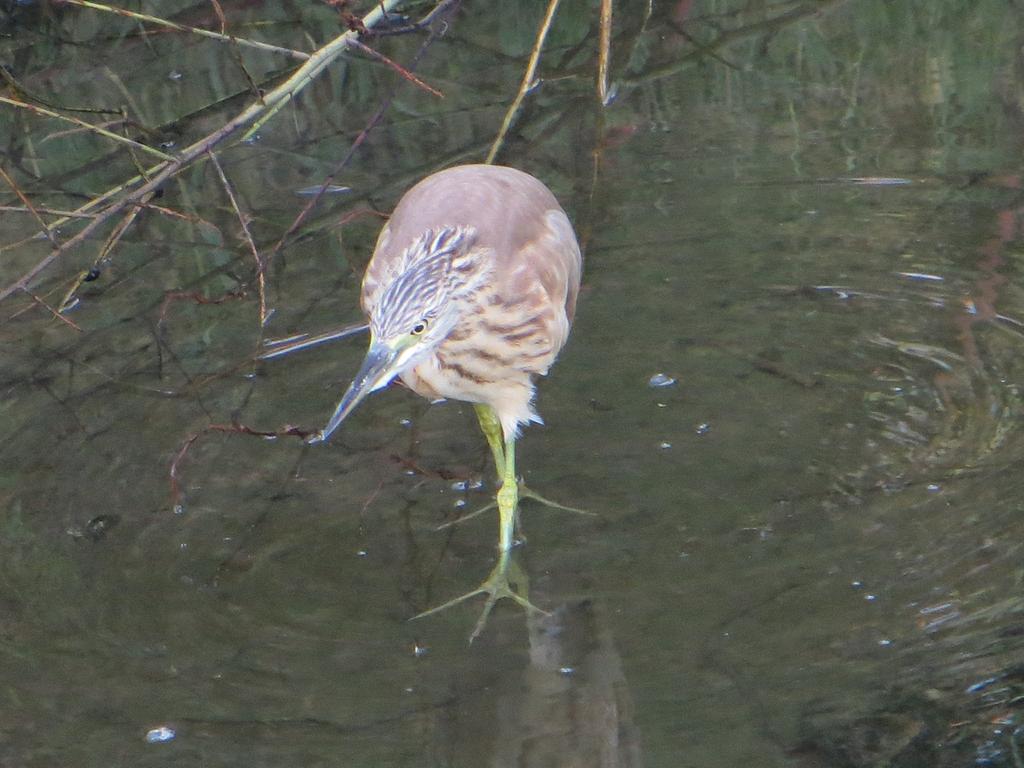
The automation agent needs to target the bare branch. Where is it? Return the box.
[0,0,407,307]
[206,151,267,327]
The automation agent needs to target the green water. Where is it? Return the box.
[3,1,1024,765]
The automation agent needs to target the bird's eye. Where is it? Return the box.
[411,320,428,336]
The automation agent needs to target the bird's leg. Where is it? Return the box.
[413,422,548,642]
[473,403,506,479]
[437,404,593,532]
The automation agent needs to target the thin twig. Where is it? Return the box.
[258,322,369,360]
[0,165,58,246]
[209,0,265,101]
[0,96,175,162]
[0,206,96,218]
[59,0,310,61]
[349,38,445,97]
[485,0,562,164]
[23,289,83,331]
[206,151,267,327]
[597,0,613,104]
[40,117,132,145]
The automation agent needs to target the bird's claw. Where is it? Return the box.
[437,481,592,532]
[517,480,595,516]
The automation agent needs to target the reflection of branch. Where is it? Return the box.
[621,0,847,87]
[157,290,248,340]
[486,0,562,164]
[0,0,406,308]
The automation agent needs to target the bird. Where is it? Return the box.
[311,164,583,638]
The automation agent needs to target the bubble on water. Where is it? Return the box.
[454,499,467,509]
[648,373,676,388]
[450,480,468,492]
[168,71,183,81]
[927,483,941,492]
[695,423,711,435]
[659,442,672,450]
[145,726,176,744]
[399,418,412,427]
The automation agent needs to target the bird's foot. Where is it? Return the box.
[437,481,592,532]
[411,552,548,643]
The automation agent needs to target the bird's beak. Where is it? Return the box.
[310,341,400,444]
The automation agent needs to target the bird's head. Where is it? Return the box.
[312,226,483,443]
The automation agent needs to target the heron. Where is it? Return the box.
[311,164,583,638]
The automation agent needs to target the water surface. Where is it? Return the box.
[2,1,1024,765]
